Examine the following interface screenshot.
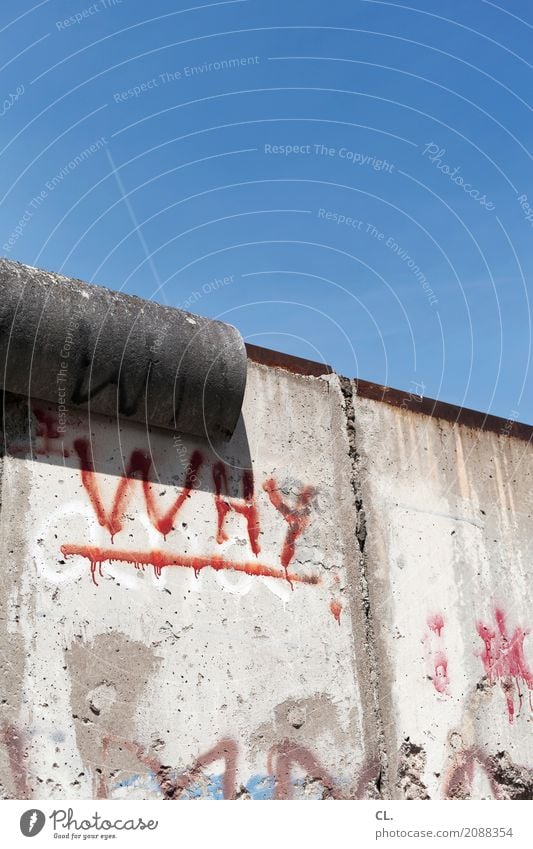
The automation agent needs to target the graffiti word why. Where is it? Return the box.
[61,440,318,588]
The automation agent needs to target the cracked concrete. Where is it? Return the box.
[0,358,532,799]
[0,365,372,799]
[353,390,533,799]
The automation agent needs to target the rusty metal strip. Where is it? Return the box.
[245,343,333,377]
[355,379,533,443]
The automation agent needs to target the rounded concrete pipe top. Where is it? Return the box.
[0,259,247,441]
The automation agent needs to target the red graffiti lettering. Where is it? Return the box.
[74,439,203,541]
[267,740,342,799]
[212,462,261,555]
[74,439,146,541]
[96,736,373,800]
[476,608,533,722]
[263,480,316,585]
[34,408,60,443]
[169,739,238,800]
[10,407,69,458]
[143,450,203,538]
[97,735,238,800]
[70,446,318,588]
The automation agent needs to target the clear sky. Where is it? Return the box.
[1,0,532,422]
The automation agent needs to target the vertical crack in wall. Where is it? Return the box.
[339,377,388,797]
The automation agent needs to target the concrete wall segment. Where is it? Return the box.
[352,390,533,799]
[0,364,376,800]
[0,258,532,800]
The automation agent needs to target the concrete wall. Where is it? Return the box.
[0,358,532,800]
[353,392,533,800]
[0,362,378,800]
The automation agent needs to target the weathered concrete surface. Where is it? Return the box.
[0,363,378,800]
[0,258,247,441]
[1,340,532,800]
[352,391,533,799]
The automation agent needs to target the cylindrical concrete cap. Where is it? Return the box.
[0,259,247,440]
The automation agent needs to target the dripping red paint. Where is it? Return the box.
[60,544,321,588]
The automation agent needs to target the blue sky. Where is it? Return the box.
[1,0,532,422]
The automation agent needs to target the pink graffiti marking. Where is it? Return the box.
[476,608,533,722]
[432,652,449,695]
[426,614,450,696]
[427,614,444,638]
